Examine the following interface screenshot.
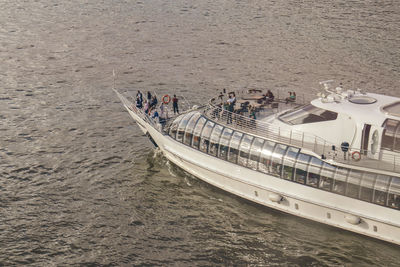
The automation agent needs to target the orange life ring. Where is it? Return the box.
[162,94,171,104]
[351,151,361,161]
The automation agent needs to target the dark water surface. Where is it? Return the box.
[1,0,399,265]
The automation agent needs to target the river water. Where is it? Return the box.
[1,0,399,265]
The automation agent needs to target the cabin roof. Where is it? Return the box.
[311,92,400,126]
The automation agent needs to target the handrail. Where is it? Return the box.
[114,89,190,133]
[115,87,400,174]
[203,103,400,174]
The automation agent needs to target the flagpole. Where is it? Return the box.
[112,69,116,90]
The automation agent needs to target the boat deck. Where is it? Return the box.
[116,88,400,174]
[203,101,400,174]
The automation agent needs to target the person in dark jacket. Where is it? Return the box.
[172,94,179,114]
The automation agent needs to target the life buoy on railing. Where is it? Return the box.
[351,151,361,161]
[162,94,171,104]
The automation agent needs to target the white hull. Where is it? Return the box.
[127,108,400,246]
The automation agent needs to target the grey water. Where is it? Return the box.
[1,0,399,265]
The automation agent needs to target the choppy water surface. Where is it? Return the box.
[1,0,399,265]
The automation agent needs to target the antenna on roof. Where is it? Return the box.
[319,80,334,91]
[112,69,116,91]
[318,80,334,99]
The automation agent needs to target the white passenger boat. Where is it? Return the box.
[114,80,400,245]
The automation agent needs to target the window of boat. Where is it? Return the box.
[294,153,311,185]
[228,131,244,164]
[168,117,182,139]
[319,162,336,191]
[209,125,224,157]
[279,104,338,125]
[307,157,323,188]
[184,113,201,146]
[218,128,233,160]
[373,174,391,206]
[381,119,400,152]
[199,121,215,153]
[388,177,400,209]
[270,144,288,178]
[176,112,195,142]
[282,147,300,181]
[359,172,376,202]
[248,138,264,171]
[332,167,349,195]
[191,117,207,149]
[238,134,254,167]
[259,141,276,174]
[345,169,362,198]
[382,101,400,117]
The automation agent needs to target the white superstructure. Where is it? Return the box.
[114,82,400,246]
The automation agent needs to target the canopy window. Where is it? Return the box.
[209,125,224,156]
[279,104,338,125]
[191,117,207,149]
[184,113,201,146]
[228,131,244,164]
[199,121,215,153]
[218,128,233,160]
[176,113,195,142]
[259,141,276,174]
[248,138,264,170]
[238,135,254,167]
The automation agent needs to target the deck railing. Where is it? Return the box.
[116,88,399,173]
[203,103,400,173]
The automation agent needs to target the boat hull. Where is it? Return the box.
[126,107,400,246]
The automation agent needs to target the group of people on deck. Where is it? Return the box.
[214,88,296,127]
[135,90,179,125]
[217,91,258,125]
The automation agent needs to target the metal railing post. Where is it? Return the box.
[278,127,281,142]
[314,137,317,152]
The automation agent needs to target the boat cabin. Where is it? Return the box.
[270,91,400,160]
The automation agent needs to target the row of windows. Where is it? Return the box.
[167,112,400,210]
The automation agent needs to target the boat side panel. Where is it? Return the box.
[134,113,400,245]
[160,138,400,245]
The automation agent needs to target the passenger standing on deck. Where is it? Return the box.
[150,95,158,108]
[172,94,179,114]
[144,100,149,114]
[232,92,236,106]
[159,102,166,126]
[136,96,143,109]
[218,91,224,102]
[152,109,159,122]
[136,90,143,108]
[160,102,165,118]
[227,94,234,124]
[147,91,152,102]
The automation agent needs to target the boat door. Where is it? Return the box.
[361,124,381,160]
[361,124,371,155]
